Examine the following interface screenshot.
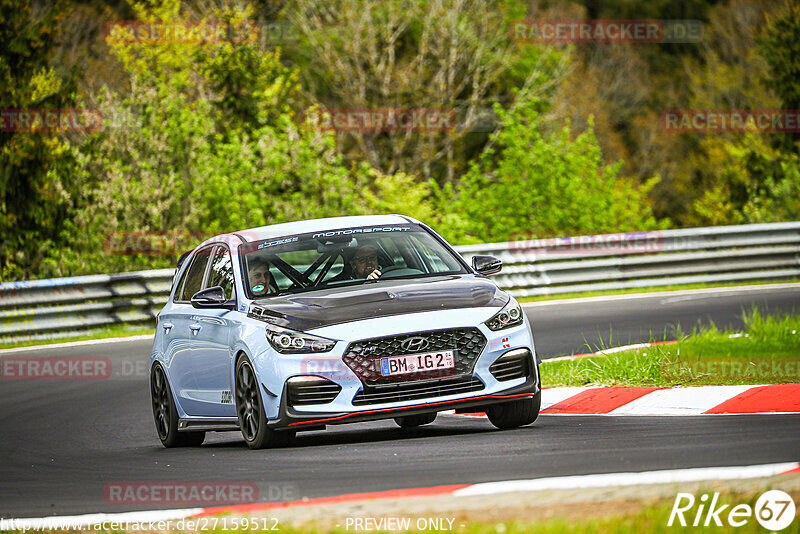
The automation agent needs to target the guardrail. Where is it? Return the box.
[1,222,799,344]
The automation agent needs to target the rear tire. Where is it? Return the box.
[235,356,295,449]
[487,391,541,430]
[150,364,206,447]
[394,412,437,428]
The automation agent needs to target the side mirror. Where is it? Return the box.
[472,255,502,275]
[191,286,233,309]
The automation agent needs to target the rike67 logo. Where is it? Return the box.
[668,490,796,530]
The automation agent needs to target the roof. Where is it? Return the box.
[208,214,420,245]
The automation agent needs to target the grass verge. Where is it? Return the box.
[541,309,800,387]
[3,484,797,533]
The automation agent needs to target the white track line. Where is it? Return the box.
[0,334,154,354]
[452,462,800,496]
[5,463,797,529]
[609,385,757,416]
[522,282,800,308]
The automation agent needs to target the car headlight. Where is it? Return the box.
[485,297,524,331]
[265,324,337,353]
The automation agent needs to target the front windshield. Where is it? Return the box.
[239,224,467,298]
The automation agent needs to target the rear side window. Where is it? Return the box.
[178,246,214,301]
[207,246,236,301]
[171,250,193,296]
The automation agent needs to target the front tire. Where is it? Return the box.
[235,356,294,449]
[487,391,541,430]
[150,364,205,447]
[394,412,437,428]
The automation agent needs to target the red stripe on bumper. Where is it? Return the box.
[288,393,534,427]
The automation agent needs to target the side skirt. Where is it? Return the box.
[177,417,240,432]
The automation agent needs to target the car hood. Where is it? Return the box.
[250,275,507,331]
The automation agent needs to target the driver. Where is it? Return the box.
[247,257,273,296]
[349,244,382,280]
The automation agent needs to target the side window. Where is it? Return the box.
[172,263,190,302]
[179,246,214,301]
[207,246,236,301]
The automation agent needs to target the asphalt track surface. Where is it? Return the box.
[1,285,799,518]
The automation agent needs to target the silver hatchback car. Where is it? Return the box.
[150,215,541,449]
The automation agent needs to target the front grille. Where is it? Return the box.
[352,376,485,406]
[489,351,531,382]
[342,327,487,384]
[287,378,342,406]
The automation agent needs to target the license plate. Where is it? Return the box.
[379,350,455,377]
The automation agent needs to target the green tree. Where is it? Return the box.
[437,96,663,244]
[691,0,800,225]
[47,0,375,276]
[283,0,568,184]
[758,0,800,151]
[0,0,80,280]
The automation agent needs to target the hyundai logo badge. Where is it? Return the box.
[400,336,430,353]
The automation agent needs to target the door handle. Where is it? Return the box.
[189,324,202,335]
[162,322,174,333]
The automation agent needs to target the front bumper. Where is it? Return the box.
[267,371,540,431]
[251,308,539,425]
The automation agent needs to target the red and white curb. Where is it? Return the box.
[3,462,798,529]
[458,339,800,416]
[450,383,800,417]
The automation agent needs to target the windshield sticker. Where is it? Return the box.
[257,236,298,250]
[252,284,265,293]
[312,226,411,239]
[242,224,419,255]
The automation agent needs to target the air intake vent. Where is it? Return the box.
[489,349,532,382]
[287,377,342,406]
